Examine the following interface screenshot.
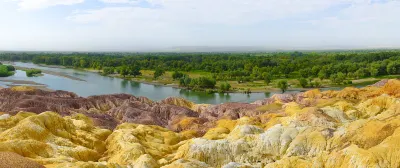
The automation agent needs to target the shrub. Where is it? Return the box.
[6,65,15,71]
[0,65,14,77]
[219,82,231,92]
[298,78,308,88]
[102,67,114,75]
[172,71,185,80]
[25,69,42,77]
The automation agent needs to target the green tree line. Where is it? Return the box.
[1,51,400,83]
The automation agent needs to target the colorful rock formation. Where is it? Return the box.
[0,79,399,167]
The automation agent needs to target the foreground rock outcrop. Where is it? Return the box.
[0,88,199,130]
[0,152,44,168]
[0,79,399,167]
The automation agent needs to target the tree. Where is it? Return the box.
[262,72,273,85]
[245,88,251,94]
[311,66,320,77]
[219,82,231,92]
[197,77,216,89]
[179,75,191,87]
[299,68,311,78]
[277,80,289,93]
[251,66,260,78]
[172,71,185,80]
[102,67,114,75]
[355,69,367,79]
[347,72,356,79]
[128,66,142,77]
[369,67,379,77]
[244,63,253,72]
[387,61,400,75]
[153,68,165,79]
[118,66,129,77]
[226,83,232,91]
[298,78,308,88]
[311,79,322,88]
[318,68,329,80]
[79,59,88,68]
[314,81,322,88]
[330,72,346,84]
[281,65,292,78]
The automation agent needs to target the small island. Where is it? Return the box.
[0,63,16,77]
[24,69,43,77]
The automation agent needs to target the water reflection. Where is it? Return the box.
[3,62,364,104]
[129,81,140,89]
[178,89,219,103]
[153,85,163,92]
[73,72,87,76]
[218,93,231,102]
[120,80,129,90]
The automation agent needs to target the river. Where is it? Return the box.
[0,62,341,104]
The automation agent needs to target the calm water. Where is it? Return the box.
[0,62,303,104]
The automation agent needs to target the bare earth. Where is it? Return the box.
[0,79,45,85]
[13,66,86,82]
[0,80,54,92]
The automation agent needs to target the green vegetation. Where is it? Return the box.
[387,61,400,74]
[153,68,165,79]
[102,67,114,75]
[172,71,185,80]
[25,69,42,77]
[263,72,273,85]
[0,65,15,77]
[277,80,289,93]
[298,78,308,88]
[179,76,216,91]
[6,65,15,71]
[330,72,346,84]
[1,51,400,92]
[117,65,141,77]
[129,66,142,77]
[179,75,192,87]
[219,82,231,93]
[309,79,322,88]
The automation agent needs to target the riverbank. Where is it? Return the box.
[0,79,45,85]
[8,62,398,94]
[0,79,53,91]
[106,70,389,93]
[0,62,307,104]
[12,65,86,82]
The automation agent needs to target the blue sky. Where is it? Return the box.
[0,0,399,51]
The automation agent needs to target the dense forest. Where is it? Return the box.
[1,51,400,90]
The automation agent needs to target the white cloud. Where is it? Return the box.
[2,0,400,51]
[298,0,400,47]
[60,0,400,50]
[69,0,352,25]
[99,0,140,4]
[307,1,400,31]
[14,0,84,10]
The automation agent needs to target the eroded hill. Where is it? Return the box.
[0,79,399,168]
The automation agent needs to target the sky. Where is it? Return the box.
[0,0,399,51]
